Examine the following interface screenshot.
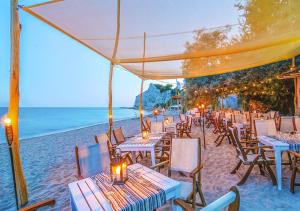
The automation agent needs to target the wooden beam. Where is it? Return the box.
[9,0,28,206]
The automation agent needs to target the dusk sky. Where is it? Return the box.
[0,0,176,107]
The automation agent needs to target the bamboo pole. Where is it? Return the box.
[9,0,28,206]
[139,32,146,131]
[108,0,121,140]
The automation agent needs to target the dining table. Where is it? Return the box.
[258,135,299,190]
[69,163,181,211]
[117,132,165,166]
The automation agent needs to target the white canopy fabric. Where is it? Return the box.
[23,0,300,79]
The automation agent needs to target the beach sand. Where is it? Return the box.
[1,117,300,210]
[0,118,141,211]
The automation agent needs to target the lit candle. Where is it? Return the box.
[116,165,121,180]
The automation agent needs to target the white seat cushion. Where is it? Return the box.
[179,181,193,199]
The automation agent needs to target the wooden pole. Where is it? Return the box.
[139,32,146,132]
[139,79,144,131]
[108,0,121,139]
[9,0,28,206]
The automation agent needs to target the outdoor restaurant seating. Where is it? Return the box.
[152,138,206,208]
[229,128,277,186]
[175,186,240,211]
[75,143,111,179]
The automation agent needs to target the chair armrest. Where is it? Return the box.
[189,164,204,178]
[150,160,169,170]
[174,199,194,211]
[243,146,272,150]
[19,199,55,211]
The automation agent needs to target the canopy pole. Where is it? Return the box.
[139,32,147,131]
[9,0,28,206]
[139,79,144,131]
[108,0,121,140]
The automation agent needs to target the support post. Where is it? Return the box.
[139,32,146,132]
[108,0,120,140]
[9,0,28,206]
[139,79,144,131]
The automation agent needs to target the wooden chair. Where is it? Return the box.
[176,115,193,138]
[152,138,206,208]
[279,116,296,133]
[290,152,300,193]
[95,133,133,164]
[113,127,143,161]
[214,117,231,147]
[175,186,240,211]
[75,143,111,179]
[229,128,277,186]
[19,199,56,211]
[145,117,151,131]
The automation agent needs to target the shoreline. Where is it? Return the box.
[19,116,141,142]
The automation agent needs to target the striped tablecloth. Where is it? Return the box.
[267,135,300,152]
[92,170,166,211]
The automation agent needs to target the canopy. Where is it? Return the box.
[23,0,300,79]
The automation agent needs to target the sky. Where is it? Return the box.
[0,0,172,108]
[0,0,238,108]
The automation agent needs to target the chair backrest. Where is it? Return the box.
[180,113,186,122]
[151,121,164,133]
[95,133,113,158]
[145,117,151,129]
[229,127,247,161]
[75,144,110,178]
[294,117,300,131]
[113,127,126,144]
[254,119,277,137]
[268,111,276,119]
[243,111,250,121]
[279,116,295,133]
[202,186,240,211]
[170,138,201,173]
[233,114,247,124]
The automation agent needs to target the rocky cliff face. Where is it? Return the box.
[134,83,172,110]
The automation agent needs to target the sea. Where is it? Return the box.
[0,107,149,144]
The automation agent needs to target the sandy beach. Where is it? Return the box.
[1,116,300,210]
[0,117,141,211]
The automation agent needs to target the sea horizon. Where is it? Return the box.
[0,107,150,143]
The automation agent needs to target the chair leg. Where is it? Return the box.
[263,162,277,185]
[287,151,293,170]
[237,163,256,186]
[196,181,206,207]
[216,134,225,146]
[290,167,297,193]
[231,160,242,174]
[258,163,265,176]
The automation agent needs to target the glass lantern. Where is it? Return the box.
[110,152,128,185]
[142,130,149,139]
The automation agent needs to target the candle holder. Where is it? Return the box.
[110,151,128,185]
[142,130,149,139]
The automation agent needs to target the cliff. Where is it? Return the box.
[134,83,172,110]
